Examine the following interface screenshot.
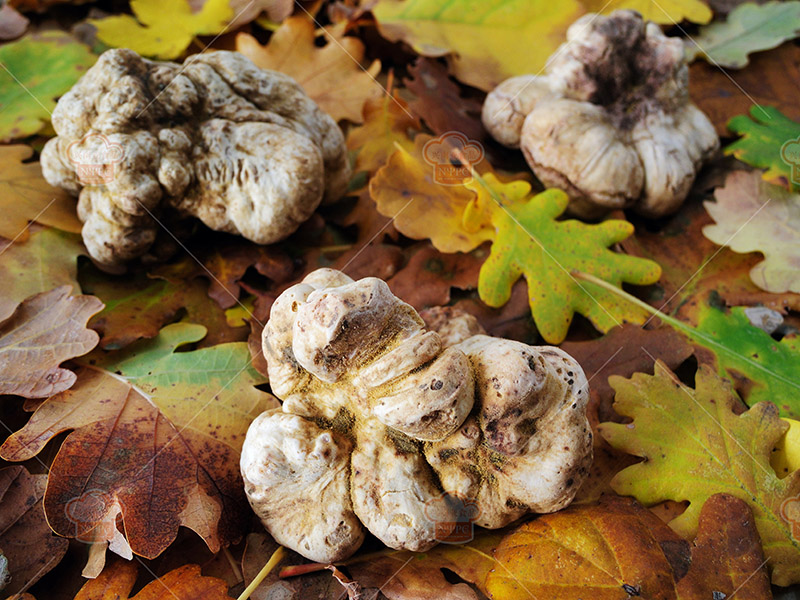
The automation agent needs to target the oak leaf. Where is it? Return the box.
[89,0,232,59]
[236,16,381,123]
[0,146,81,243]
[0,286,102,398]
[372,0,584,91]
[0,322,276,559]
[703,169,800,294]
[74,556,229,600]
[0,226,84,321]
[0,32,95,141]
[600,361,800,585]
[0,466,68,595]
[686,1,800,67]
[579,0,712,23]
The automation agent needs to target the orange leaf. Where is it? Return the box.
[236,16,381,123]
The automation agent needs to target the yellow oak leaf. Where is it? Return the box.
[89,0,232,59]
[580,0,712,24]
[372,0,584,91]
[236,16,381,123]
[0,145,82,242]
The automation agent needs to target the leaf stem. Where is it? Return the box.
[279,547,401,578]
[237,546,286,600]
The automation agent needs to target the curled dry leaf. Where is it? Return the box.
[0,286,103,398]
[703,169,800,294]
[601,362,800,585]
[0,323,276,559]
[0,466,68,595]
[236,16,381,123]
[73,556,230,600]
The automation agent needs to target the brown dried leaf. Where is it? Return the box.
[0,466,68,595]
[0,286,102,398]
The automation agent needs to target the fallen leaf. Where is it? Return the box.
[0,226,84,321]
[0,286,102,398]
[347,92,420,178]
[703,170,800,294]
[690,303,800,418]
[224,0,293,26]
[469,173,662,343]
[74,556,230,600]
[89,0,232,59]
[600,361,800,585]
[690,43,800,137]
[387,244,483,310]
[0,146,82,243]
[372,0,584,91]
[79,261,247,350]
[236,16,381,122]
[580,0,712,23]
[486,493,770,599]
[620,200,800,322]
[0,322,276,559]
[0,466,68,595]
[324,190,398,245]
[686,1,800,67]
[0,32,95,141]
[403,57,485,142]
[726,104,800,190]
[451,282,538,344]
[561,324,694,417]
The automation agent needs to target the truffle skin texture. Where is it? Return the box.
[241,269,592,562]
[40,48,350,268]
[482,10,719,218]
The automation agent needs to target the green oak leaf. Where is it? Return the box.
[600,362,800,586]
[0,32,96,141]
[467,173,662,344]
[686,1,800,68]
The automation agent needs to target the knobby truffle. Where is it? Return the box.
[41,49,350,268]
[482,10,719,218]
[240,269,592,562]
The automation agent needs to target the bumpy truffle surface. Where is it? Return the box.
[240,269,592,562]
[482,10,718,218]
[41,49,350,268]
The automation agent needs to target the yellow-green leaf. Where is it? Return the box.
[580,0,712,24]
[89,0,233,59]
[372,0,584,91]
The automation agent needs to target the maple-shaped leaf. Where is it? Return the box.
[579,0,711,23]
[486,493,770,599]
[236,16,381,123]
[74,556,229,600]
[372,0,584,91]
[600,362,800,585]
[0,145,82,242]
[346,92,420,177]
[685,1,800,68]
[470,174,661,343]
[0,286,103,398]
[0,322,276,559]
[726,105,800,190]
[0,226,84,321]
[0,32,95,141]
[0,466,68,595]
[89,0,232,60]
[703,170,800,294]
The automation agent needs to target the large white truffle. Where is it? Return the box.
[240,269,593,562]
[41,49,350,268]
